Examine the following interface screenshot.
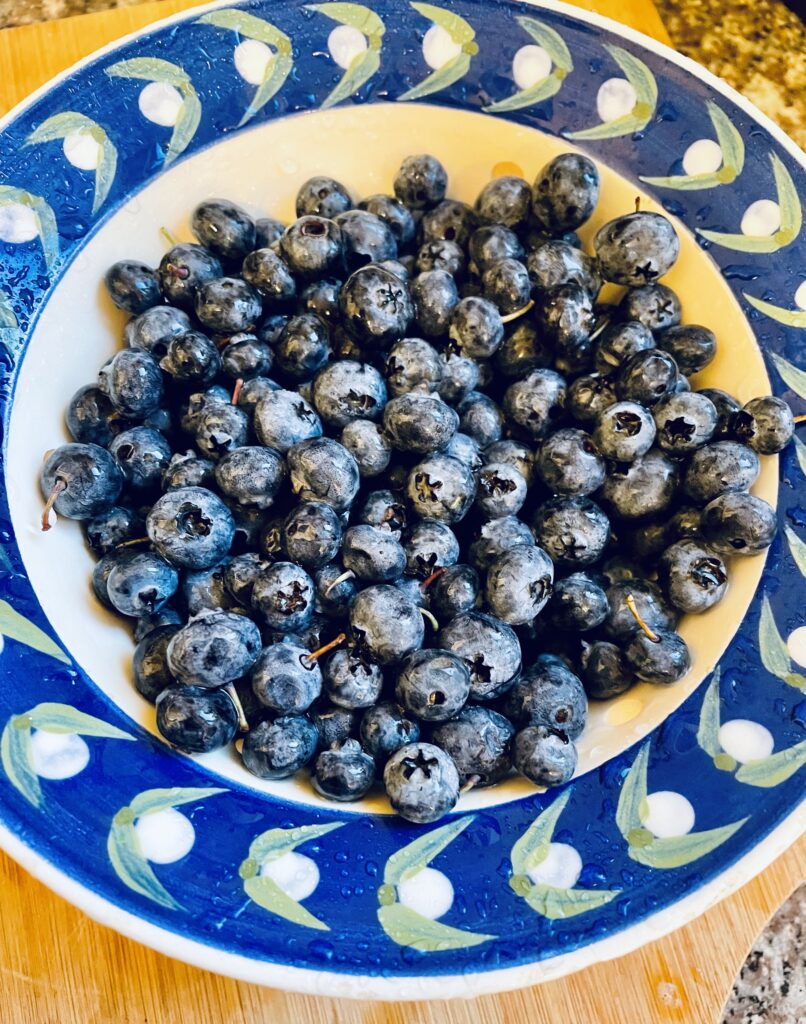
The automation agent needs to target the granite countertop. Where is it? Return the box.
[0,0,803,1021]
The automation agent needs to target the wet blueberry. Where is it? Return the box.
[360,701,421,760]
[384,742,459,823]
[314,562,358,619]
[531,496,610,568]
[683,440,760,505]
[624,629,691,685]
[656,324,716,376]
[281,216,344,279]
[106,551,178,617]
[343,525,406,582]
[536,427,606,496]
[457,391,504,447]
[339,264,413,349]
[273,313,332,382]
[192,198,255,263]
[416,238,465,276]
[133,624,178,702]
[254,388,322,453]
[158,243,223,311]
[594,320,654,374]
[124,304,192,356]
[504,654,587,739]
[337,209,398,271]
[312,359,387,427]
[394,154,448,209]
[162,450,215,492]
[252,561,315,632]
[513,725,577,786]
[241,248,297,307]
[160,330,221,386]
[406,454,476,524]
[653,391,718,453]
[617,348,678,406]
[40,443,123,523]
[251,641,323,713]
[287,437,360,512]
[349,585,424,665]
[167,609,261,686]
[503,368,566,440]
[194,403,249,460]
[595,211,679,286]
[105,260,161,314]
[604,578,677,641]
[449,296,504,359]
[486,545,554,625]
[702,491,777,556]
[474,462,527,520]
[437,350,480,405]
[732,396,795,455]
[593,401,656,462]
[547,572,609,632]
[313,739,375,801]
[431,705,514,786]
[580,641,635,700]
[156,685,239,753]
[438,611,521,700]
[296,175,352,218]
[658,540,728,614]
[531,153,600,233]
[566,372,618,426]
[359,193,416,245]
[147,486,235,569]
[195,277,262,334]
[599,450,678,521]
[340,419,392,477]
[98,349,163,419]
[468,515,535,572]
[241,715,318,778]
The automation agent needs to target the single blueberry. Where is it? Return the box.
[162,450,215,491]
[157,243,223,311]
[513,725,577,786]
[252,561,315,632]
[547,572,609,632]
[324,649,384,709]
[360,701,421,761]
[287,437,360,512]
[458,391,504,447]
[438,351,480,405]
[104,260,161,314]
[191,198,255,262]
[702,491,777,556]
[281,216,344,279]
[624,629,691,685]
[474,462,527,519]
[241,248,297,307]
[251,642,323,713]
[503,368,567,440]
[449,296,504,359]
[527,240,600,296]
[273,313,332,382]
[339,265,413,349]
[340,419,392,477]
[595,211,680,286]
[395,648,471,721]
[312,359,387,427]
[343,525,406,582]
[133,624,178,702]
[604,578,677,641]
[359,193,416,245]
[106,551,178,617]
[383,742,459,823]
[531,496,611,568]
[486,545,554,625]
[40,443,123,522]
[732,396,795,455]
[296,175,352,219]
[657,324,716,376]
[156,685,239,753]
[85,505,143,555]
[65,384,118,447]
[336,209,398,271]
[593,401,656,462]
[683,440,760,505]
[314,562,358,619]
[580,641,635,700]
[494,321,553,379]
[599,451,679,521]
[431,705,514,786]
[619,282,682,332]
[468,515,535,572]
[653,391,718,453]
[167,609,261,686]
[241,715,318,778]
[536,427,606,496]
[438,611,521,700]
[98,349,163,418]
[147,486,235,570]
[253,388,323,453]
[349,585,425,665]
[313,739,375,801]
[531,153,600,233]
[504,655,587,739]
[566,372,618,426]
[194,403,250,461]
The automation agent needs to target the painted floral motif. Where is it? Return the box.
[105,58,201,166]
[108,787,226,909]
[377,817,495,949]
[25,113,117,215]
[197,10,293,126]
[1,703,132,808]
[565,45,657,140]
[640,102,744,190]
[0,185,59,271]
[509,790,619,918]
[239,822,343,929]
[0,291,20,358]
[758,596,806,692]
[483,17,572,114]
[398,3,477,102]
[308,3,385,109]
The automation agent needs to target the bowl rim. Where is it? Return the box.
[0,0,804,1000]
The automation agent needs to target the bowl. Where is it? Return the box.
[0,0,804,999]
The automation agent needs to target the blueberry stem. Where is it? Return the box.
[589,310,614,342]
[324,570,355,596]
[421,566,447,590]
[40,478,66,532]
[634,196,641,213]
[231,378,244,406]
[115,536,151,549]
[160,226,179,247]
[500,299,535,324]
[419,607,439,630]
[625,593,660,643]
[224,684,249,732]
[304,632,346,664]
[460,774,481,795]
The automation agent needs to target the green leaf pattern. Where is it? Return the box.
[566,45,657,140]
[383,815,472,885]
[640,102,744,190]
[696,670,722,760]
[759,595,806,691]
[0,185,59,270]
[483,18,571,113]
[308,3,385,109]
[398,2,477,102]
[26,112,118,214]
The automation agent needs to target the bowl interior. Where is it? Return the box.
[7,101,776,813]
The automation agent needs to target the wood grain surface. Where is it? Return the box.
[0,2,803,1022]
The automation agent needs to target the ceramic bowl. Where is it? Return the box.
[0,0,804,999]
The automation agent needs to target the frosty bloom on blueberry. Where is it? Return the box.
[39,150,793,819]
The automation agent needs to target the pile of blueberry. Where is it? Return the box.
[40,153,795,823]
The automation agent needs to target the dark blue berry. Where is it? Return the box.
[40,443,123,522]
[457,391,504,446]
[594,320,654,373]
[106,551,178,617]
[167,609,261,686]
[468,515,534,571]
[383,742,459,823]
[449,296,504,359]
[486,545,554,625]
[241,248,297,306]
[619,282,682,332]
[683,440,759,505]
[657,324,716,376]
[99,349,163,418]
[85,505,142,554]
[396,648,471,721]
[66,384,117,446]
[280,216,344,279]
[252,561,315,632]
[653,392,718,452]
[253,388,322,453]
[195,277,262,334]
[531,153,600,233]
[162,450,215,491]
[595,212,679,286]
[146,486,235,569]
[159,330,221,386]
[297,176,352,218]
[349,585,424,665]
[359,194,416,245]
[658,540,728,613]
[339,264,413,348]
[702,491,777,556]
[251,641,322,713]
[416,239,465,276]
[181,561,237,615]
[527,240,600,296]
[504,654,587,739]
[157,685,239,753]
[311,704,356,750]
[192,199,255,262]
[214,447,285,510]
[220,334,273,380]
[566,373,617,425]
[624,629,690,684]
[476,175,531,229]
[241,715,318,778]
[513,725,576,786]
[273,312,331,382]
[698,388,741,439]
[732,396,795,455]
[194,403,249,460]
[133,624,178,702]
[593,401,656,462]
[124,305,192,356]
[437,350,480,404]
[314,562,358,618]
[531,496,611,568]
[503,368,566,439]
[394,154,447,209]
[340,419,392,476]
[313,738,375,801]
[336,209,397,271]
[255,217,285,248]
[324,649,383,709]
[157,244,223,311]
[536,427,606,496]
[287,437,360,512]
[384,338,442,397]
[547,572,609,632]
[581,641,635,699]
[474,462,527,519]
[312,359,387,427]
[360,701,420,761]
[600,451,678,521]
[438,610,521,700]
[604,579,677,641]
[107,426,170,492]
[298,277,342,323]
[105,260,161,314]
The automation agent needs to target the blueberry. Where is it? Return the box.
[65,384,117,446]
[604,579,677,641]
[40,443,123,523]
[474,174,531,229]
[255,217,285,248]
[296,175,352,218]
[221,551,267,607]
[531,153,600,233]
[251,641,322,713]
[600,450,678,521]
[457,391,504,447]
[124,305,193,356]
[468,515,535,572]
[194,403,249,461]
[162,450,215,491]
[683,440,760,504]
[98,349,163,418]
[429,563,479,618]
[619,282,682,332]
[432,706,513,787]
[698,388,741,439]
[494,320,552,379]
[394,154,447,209]
[438,611,521,700]
[384,338,442,397]
[468,225,524,274]
[416,238,465,276]
[104,260,161,314]
[378,258,411,281]
[403,521,459,580]
[180,384,230,434]
[360,701,421,760]
[314,562,358,618]
[486,545,554,625]
[653,391,718,452]
[195,277,262,334]
[359,193,416,245]
[273,313,331,382]
[410,269,460,337]
[481,258,531,315]
[133,624,178,702]
[593,401,656,462]
[252,561,315,632]
[527,240,600,296]
[298,278,343,324]
[503,368,567,440]
[702,491,777,556]
[340,264,413,348]
[280,216,344,278]
[147,486,235,569]
[313,739,375,801]
[580,641,635,699]
[156,685,239,753]
[656,324,716,376]
[191,199,255,263]
[383,392,459,454]
[547,572,609,632]
[278,502,341,571]
[157,243,223,311]
[483,442,534,488]
[107,426,170,492]
[504,655,587,739]
[241,715,318,778]
[513,725,577,786]
[340,419,392,477]
[104,550,178,618]
[312,360,387,427]
[336,209,398,270]
[595,212,680,286]
[419,199,477,247]
[536,427,606,496]
[406,454,476,525]
[182,561,238,615]
[158,329,220,386]
[617,348,678,407]
[214,447,285,510]
[85,505,142,555]
[220,334,273,380]
[658,539,728,614]
[566,373,618,425]
[287,437,360,512]
[624,629,690,685]
[449,296,504,359]
[383,741,459,823]
[167,609,261,686]
[474,462,527,519]
[394,649,470,721]
[256,312,290,347]
[92,550,136,608]
[349,585,424,665]
[241,248,297,306]
[342,525,406,582]
[531,496,611,568]
[438,351,480,405]
[594,320,654,373]
[732,396,795,455]
[312,704,357,750]
[318,648,380,710]
[445,432,483,472]
[254,388,322,453]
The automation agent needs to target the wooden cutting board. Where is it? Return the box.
[0,2,803,1021]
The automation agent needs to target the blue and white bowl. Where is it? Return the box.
[0,0,804,998]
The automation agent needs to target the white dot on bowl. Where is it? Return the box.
[794,281,806,312]
[640,791,695,838]
[328,24,367,71]
[682,138,723,176]
[0,203,40,244]
[234,39,272,86]
[62,131,102,171]
[511,44,552,90]
[397,866,454,920]
[605,696,643,726]
[719,719,775,763]
[527,842,582,889]
[741,199,781,237]
[138,81,184,128]
[260,850,319,902]
[596,78,637,123]
[422,24,462,71]
[29,730,90,780]
[135,807,195,864]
